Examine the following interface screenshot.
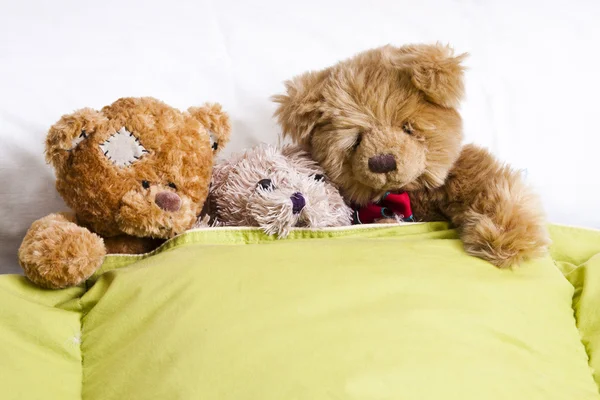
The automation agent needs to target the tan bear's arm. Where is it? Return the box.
[413,144,550,267]
[18,212,106,289]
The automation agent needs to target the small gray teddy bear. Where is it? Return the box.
[196,144,352,237]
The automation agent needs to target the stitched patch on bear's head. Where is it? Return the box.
[99,127,149,167]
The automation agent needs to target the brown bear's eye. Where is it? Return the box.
[80,130,87,138]
[142,180,150,189]
[168,182,177,190]
[402,123,414,135]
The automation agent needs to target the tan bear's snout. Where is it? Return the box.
[155,192,181,212]
[368,154,397,174]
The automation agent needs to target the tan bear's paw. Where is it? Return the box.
[461,211,550,268]
[18,213,106,289]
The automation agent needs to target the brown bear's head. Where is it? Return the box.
[45,97,230,238]
[273,43,467,205]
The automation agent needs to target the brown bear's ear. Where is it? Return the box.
[272,68,330,147]
[45,108,107,175]
[188,103,231,156]
[385,43,467,108]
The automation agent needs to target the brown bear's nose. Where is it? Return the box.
[155,191,181,212]
[368,154,397,173]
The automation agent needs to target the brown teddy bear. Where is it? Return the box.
[18,97,231,289]
[198,143,352,237]
[273,43,549,268]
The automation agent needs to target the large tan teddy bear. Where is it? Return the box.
[18,97,231,289]
[273,43,549,268]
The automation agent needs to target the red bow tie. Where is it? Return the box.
[353,192,414,224]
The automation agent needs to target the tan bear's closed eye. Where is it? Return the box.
[19,97,231,288]
[273,43,550,268]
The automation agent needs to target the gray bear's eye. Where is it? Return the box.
[313,174,324,182]
[257,179,274,191]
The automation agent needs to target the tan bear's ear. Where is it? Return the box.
[385,43,467,108]
[45,108,107,175]
[272,68,330,147]
[188,103,231,155]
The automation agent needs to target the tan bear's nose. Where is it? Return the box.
[155,192,181,212]
[368,154,397,173]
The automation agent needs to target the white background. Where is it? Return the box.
[1,0,599,274]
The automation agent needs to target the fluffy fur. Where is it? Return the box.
[19,97,230,288]
[273,42,549,268]
[201,144,352,237]
[19,213,105,288]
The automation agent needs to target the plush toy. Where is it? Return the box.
[273,43,549,268]
[18,97,231,288]
[199,144,352,237]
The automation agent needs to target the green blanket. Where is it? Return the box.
[1,222,600,399]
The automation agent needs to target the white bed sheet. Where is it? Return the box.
[1,0,599,273]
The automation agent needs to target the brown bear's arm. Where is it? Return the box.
[426,144,550,267]
[18,213,166,289]
[18,212,106,289]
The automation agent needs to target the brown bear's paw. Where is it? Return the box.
[18,213,106,289]
[460,205,550,269]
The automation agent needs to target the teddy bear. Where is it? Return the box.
[198,143,352,237]
[18,97,231,289]
[272,43,549,268]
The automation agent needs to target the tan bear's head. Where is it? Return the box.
[45,97,231,239]
[273,43,467,205]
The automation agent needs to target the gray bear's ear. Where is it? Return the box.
[45,108,107,175]
[384,43,468,108]
[280,144,323,175]
[272,68,330,148]
[187,103,231,156]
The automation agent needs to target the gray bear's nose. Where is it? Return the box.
[290,192,306,214]
[368,154,397,173]
[155,191,181,212]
